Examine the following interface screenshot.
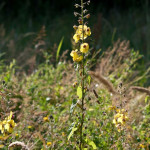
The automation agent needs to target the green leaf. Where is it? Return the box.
[145,96,150,103]
[85,139,97,149]
[77,86,82,99]
[56,37,64,62]
[88,75,91,85]
[88,141,97,149]
[68,127,78,140]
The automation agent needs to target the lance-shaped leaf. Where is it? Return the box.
[77,86,82,99]
[68,127,78,140]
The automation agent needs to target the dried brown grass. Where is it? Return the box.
[98,39,131,76]
[8,141,29,150]
[90,39,150,123]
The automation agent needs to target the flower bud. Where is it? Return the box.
[86,14,90,19]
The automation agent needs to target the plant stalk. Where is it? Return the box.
[80,0,84,149]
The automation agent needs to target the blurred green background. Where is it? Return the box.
[0,0,150,65]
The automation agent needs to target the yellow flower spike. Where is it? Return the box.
[70,50,83,62]
[80,43,89,53]
[0,112,16,136]
[113,109,128,132]
[47,142,52,146]
[73,34,80,43]
[43,116,49,122]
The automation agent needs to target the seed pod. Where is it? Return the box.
[78,19,83,24]
[88,97,91,101]
[74,4,80,8]
[49,115,54,120]
[74,12,78,17]
[119,83,122,88]
[2,81,5,85]
[96,100,100,104]
[93,89,98,98]
[73,25,78,30]
[83,9,88,14]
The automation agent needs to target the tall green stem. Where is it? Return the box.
[80,0,84,149]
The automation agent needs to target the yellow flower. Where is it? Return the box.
[73,25,78,30]
[78,25,91,38]
[4,120,16,133]
[117,128,121,132]
[114,113,121,120]
[47,142,52,146]
[0,135,8,140]
[73,25,91,42]
[76,25,87,35]
[28,126,32,129]
[86,27,91,36]
[116,108,121,113]
[139,144,145,148]
[73,82,78,87]
[76,25,91,40]
[113,119,117,125]
[109,106,117,111]
[73,34,80,43]
[43,116,49,122]
[117,115,126,125]
[70,50,83,62]
[62,132,65,137]
[0,122,4,134]
[4,123,13,133]
[80,43,89,53]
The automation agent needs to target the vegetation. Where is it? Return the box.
[0,0,150,149]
